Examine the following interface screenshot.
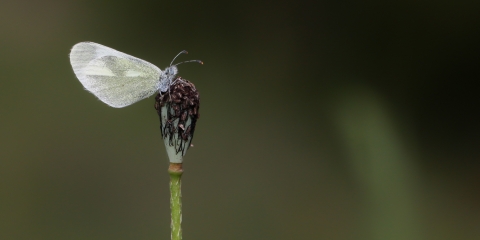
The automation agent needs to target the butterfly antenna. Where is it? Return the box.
[170,50,188,66]
[174,60,204,66]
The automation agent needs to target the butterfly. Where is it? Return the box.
[69,42,202,108]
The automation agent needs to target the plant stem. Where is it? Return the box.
[169,163,183,240]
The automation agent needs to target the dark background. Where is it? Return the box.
[1,1,479,239]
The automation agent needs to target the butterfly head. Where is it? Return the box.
[164,65,178,77]
[158,50,202,93]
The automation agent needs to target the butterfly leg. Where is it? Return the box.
[167,78,173,102]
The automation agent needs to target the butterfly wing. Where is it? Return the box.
[70,42,162,108]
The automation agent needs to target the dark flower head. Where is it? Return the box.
[154,77,200,163]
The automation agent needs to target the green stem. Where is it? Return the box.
[169,163,183,240]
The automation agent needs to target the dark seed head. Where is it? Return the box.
[155,76,201,157]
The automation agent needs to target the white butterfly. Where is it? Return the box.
[69,42,201,108]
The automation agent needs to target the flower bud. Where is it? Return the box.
[154,77,200,163]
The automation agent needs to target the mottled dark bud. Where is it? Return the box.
[154,77,200,163]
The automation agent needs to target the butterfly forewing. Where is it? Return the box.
[70,42,162,108]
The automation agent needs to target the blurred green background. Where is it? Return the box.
[1,0,479,239]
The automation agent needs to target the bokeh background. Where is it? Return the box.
[1,1,479,239]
